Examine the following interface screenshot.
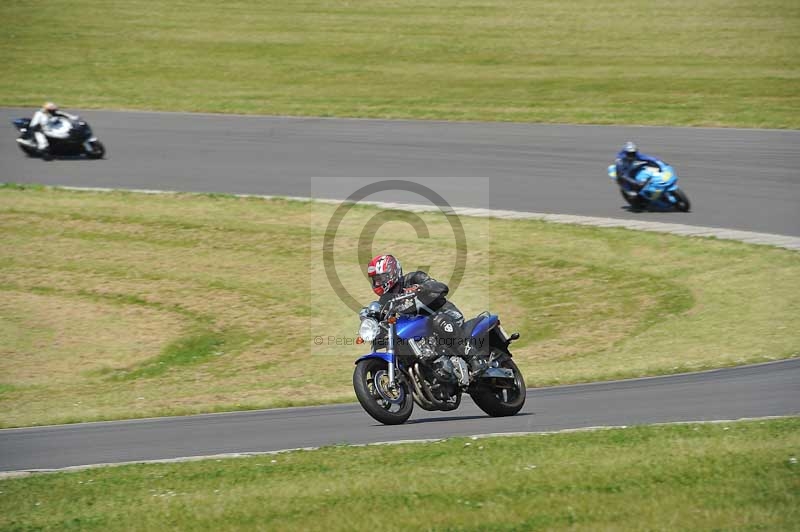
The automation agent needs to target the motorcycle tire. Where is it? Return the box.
[671,189,691,212]
[86,141,106,160]
[353,358,413,425]
[469,358,526,417]
[18,144,38,158]
[620,189,647,210]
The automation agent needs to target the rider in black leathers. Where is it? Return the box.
[367,254,469,360]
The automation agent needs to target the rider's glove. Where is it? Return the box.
[403,284,421,294]
[396,298,416,313]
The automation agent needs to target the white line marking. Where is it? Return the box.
[46,185,800,251]
[1,416,794,479]
[1,358,797,433]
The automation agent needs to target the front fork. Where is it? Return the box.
[83,137,98,152]
[387,322,397,386]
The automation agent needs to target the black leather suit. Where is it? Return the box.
[379,271,467,357]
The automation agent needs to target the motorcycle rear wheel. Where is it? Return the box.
[353,359,413,425]
[620,189,647,210]
[469,358,526,417]
[17,143,38,158]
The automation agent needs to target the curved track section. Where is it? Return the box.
[2,108,798,236]
[1,108,798,472]
[1,359,798,473]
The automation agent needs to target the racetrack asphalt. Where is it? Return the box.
[1,359,798,473]
[0,108,798,472]
[1,108,798,236]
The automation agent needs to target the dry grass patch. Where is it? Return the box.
[0,291,187,385]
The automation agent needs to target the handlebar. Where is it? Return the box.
[390,292,417,305]
[360,292,419,322]
[382,291,416,313]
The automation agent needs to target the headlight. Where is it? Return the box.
[359,318,380,342]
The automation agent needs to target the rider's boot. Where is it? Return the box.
[16,137,36,148]
[34,132,52,160]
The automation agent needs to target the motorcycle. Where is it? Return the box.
[352,292,526,425]
[608,162,690,212]
[12,116,106,159]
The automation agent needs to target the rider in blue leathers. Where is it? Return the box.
[614,141,666,192]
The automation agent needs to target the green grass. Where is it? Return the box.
[112,332,231,381]
[0,185,798,428]
[1,0,798,127]
[1,418,798,531]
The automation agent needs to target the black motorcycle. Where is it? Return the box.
[12,116,105,160]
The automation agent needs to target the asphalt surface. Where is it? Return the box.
[1,108,798,236]
[0,108,798,472]
[1,359,798,472]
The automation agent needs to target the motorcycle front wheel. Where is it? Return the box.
[86,141,106,159]
[353,358,413,425]
[670,189,690,212]
[469,358,526,417]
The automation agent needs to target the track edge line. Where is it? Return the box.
[1,415,796,479]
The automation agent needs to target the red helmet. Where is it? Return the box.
[367,254,402,296]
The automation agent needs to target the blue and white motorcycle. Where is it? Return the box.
[353,292,526,425]
[608,162,690,212]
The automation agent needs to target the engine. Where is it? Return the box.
[408,337,469,385]
[432,355,457,382]
[407,337,438,361]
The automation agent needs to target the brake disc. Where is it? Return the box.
[373,370,405,404]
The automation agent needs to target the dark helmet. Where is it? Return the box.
[623,141,638,159]
[367,254,402,296]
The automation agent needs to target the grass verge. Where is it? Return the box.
[1,418,798,531]
[0,185,798,427]
[1,0,798,128]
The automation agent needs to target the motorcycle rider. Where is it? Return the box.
[367,254,473,362]
[21,102,78,159]
[614,141,666,192]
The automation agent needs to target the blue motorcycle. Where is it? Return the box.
[608,162,690,212]
[353,292,526,425]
